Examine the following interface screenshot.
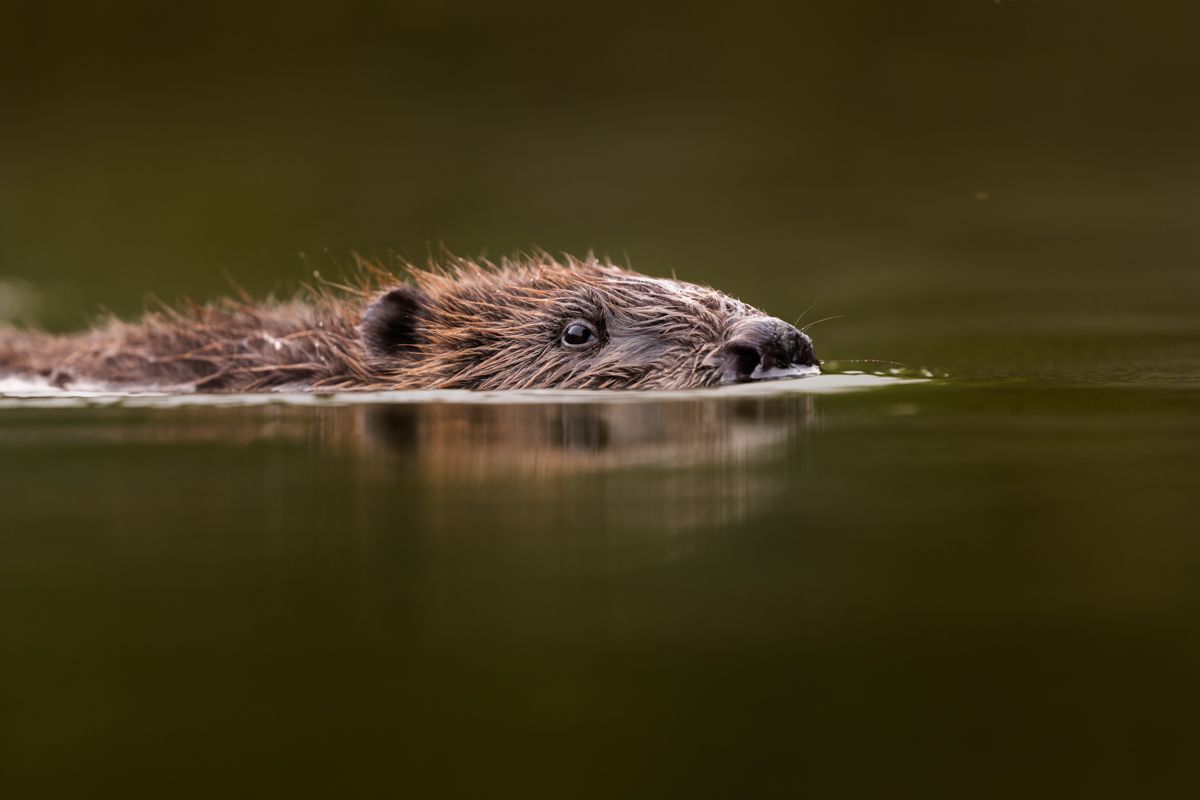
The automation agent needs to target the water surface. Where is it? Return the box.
[4,2,1200,796]
[3,366,1199,797]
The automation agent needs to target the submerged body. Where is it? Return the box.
[0,256,818,392]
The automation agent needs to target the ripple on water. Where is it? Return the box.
[0,373,922,409]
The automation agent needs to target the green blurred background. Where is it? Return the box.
[4,0,1199,378]
[4,3,1200,798]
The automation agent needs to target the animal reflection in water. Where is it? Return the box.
[1,395,813,541]
[340,397,814,541]
[353,398,809,468]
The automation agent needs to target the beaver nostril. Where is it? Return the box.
[724,342,761,380]
[792,330,816,366]
[719,322,818,383]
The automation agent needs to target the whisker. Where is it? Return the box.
[800,314,845,332]
[791,301,818,328]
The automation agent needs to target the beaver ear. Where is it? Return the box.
[360,286,429,357]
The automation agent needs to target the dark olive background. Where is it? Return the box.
[2,1,1200,797]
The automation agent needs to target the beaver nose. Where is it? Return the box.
[720,320,817,383]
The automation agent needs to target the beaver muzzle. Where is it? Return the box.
[718,319,819,384]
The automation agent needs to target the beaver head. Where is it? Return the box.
[359,256,818,390]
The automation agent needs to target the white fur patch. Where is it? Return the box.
[751,363,821,381]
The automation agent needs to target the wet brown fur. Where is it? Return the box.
[0,254,788,392]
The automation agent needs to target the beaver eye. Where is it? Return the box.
[561,321,597,347]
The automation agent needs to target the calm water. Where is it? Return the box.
[5,2,1200,796]
[3,368,1199,797]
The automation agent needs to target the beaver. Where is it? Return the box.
[0,255,819,392]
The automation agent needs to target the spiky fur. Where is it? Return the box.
[0,254,786,392]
